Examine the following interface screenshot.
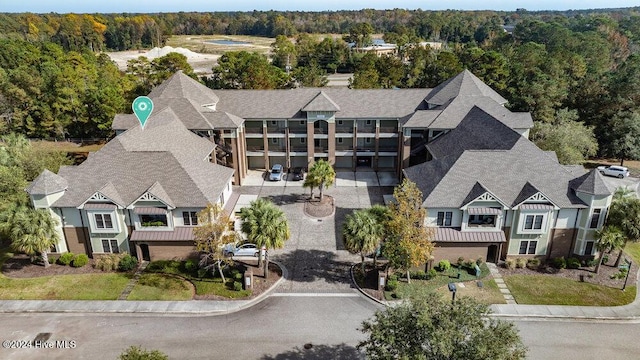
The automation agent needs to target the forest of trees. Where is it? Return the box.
[2,9,640,163]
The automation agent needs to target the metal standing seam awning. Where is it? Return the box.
[467,207,502,215]
[133,207,167,215]
[434,228,506,243]
[130,227,195,242]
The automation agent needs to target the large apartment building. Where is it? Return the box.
[27,70,612,263]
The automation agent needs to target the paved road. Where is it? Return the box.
[0,296,381,360]
[2,296,639,360]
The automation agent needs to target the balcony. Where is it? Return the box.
[336,144,354,151]
[358,127,376,134]
[288,126,307,134]
[314,147,329,153]
[246,145,265,151]
[266,126,286,134]
[378,146,398,152]
[379,126,398,133]
[245,126,263,134]
[268,145,287,152]
[335,126,354,134]
[289,145,307,152]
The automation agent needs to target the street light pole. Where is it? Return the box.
[623,260,632,291]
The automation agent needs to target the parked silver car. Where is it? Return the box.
[223,243,261,257]
[597,165,630,179]
[269,164,284,181]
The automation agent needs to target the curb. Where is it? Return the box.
[349,263,391,307]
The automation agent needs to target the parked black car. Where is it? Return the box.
[291,167,305,181]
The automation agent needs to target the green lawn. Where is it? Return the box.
[0,273,131,300]
[145,260,251,299]
[0,248,130,300]
[504,275,636,306]
[385,263,504,304]
[624,242,640,264]
[128,274,193,301]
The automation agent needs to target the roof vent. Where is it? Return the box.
[203,103,217,111]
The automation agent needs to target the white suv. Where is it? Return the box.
[597,165,630,179]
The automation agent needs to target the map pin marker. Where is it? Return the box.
[132,96,154,129]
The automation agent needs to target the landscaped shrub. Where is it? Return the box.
[457,257,465,266]
[385,278,398,291]
[118,254,138,272]
[58,252,75,266]
[48,256,57,264]
[427,268,437,279]
[611,268,628,280]
[526,258,540,270]
[184,259,198,273]
[602,254,609,264]
[95,253,126,271]
[552,257,567,269]
[566,257,581,269]
[71,254,89,268]
[476,257,484,266]
[234,272,243,281]
[388,274,398,282]
[437,260,451,271]
[197,268,209,279]
[505,258,515,270]
[586,258,598,267]
[515,258,527,269]
[233,281,243,291]
[463,259,474,269]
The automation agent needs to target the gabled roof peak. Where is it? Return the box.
[148,71,219,106]
[301,91,341,112]
[425,70,508,106]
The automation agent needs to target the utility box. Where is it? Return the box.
[378,271,386,292]
[244,268,253,290]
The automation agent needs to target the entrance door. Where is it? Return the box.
[486,245,498,263]
[140,244,151,261]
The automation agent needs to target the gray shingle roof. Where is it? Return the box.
[404,107,588,209]
[149,71,219,105]
[570,169,612,196]
[50,107,234,208]
[26,169,68,195]
[302,91,341,112]
[426,96,532,130]
[425,69,508,106]
[214,88,429,119]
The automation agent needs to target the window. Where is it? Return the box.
[366,120,372,125]
[468,214,496,227]
[183,211,198,226]
[519,240,537,255]
[317,114,325,119]
[140,214,168,227]
[271,138,278,144]
[589,209,602,229]
[93,213,115,231]
[102,239,119,253]
[337,138,343,144]
[365,138,372,143]
[585,241,594,255]
[300,120,305,125]
[300,138,305,144]
[337,120,343,125]
[270,121,277,125]
[524,215,544,230]
[437,211,452,226]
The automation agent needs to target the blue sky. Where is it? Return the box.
[0,1,638,13]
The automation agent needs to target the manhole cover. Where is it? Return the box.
[33,333,52,342]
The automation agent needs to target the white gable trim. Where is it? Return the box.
[513,191,560,210]
[78,191,123,209]
[128,191,175,210]
[460,191,508,210]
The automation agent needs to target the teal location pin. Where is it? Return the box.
[132,96,154,129]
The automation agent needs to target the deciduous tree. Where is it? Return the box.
[193,203,237,282]
[382,179,434,283]
[358,293,527,360]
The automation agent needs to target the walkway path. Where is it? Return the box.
[117,261,148,300]
[487,262,516,304]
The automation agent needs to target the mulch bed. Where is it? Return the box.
[193,259,282,301]
[354,264,386,301]
[2,254,104,278]
[303,195,335,218]
[498,250,638,289]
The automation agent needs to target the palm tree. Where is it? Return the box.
[343,209,385,274]
[239,198,290,279]
[607,192,640,266]
[304,160,336,201]
[594,226,625,274]
[8,207,59,267]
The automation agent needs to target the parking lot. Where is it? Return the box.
[242,169,399,187]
